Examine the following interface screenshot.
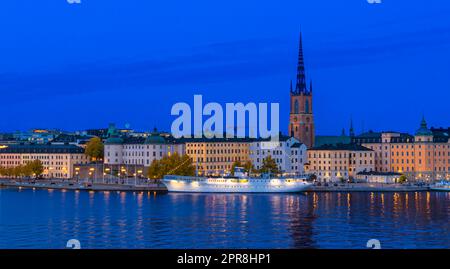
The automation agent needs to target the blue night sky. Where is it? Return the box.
[0,0,449,135]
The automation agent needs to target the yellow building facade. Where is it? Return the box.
[185,138,250,176]
[352,118,450,181]
[306,143,375,182]
[0,144,89,179]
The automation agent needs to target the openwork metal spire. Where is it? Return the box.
[291,32,310,95]
[295,32,307,94]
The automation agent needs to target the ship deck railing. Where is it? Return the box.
[164,174,311,181]
[163,175,207,181]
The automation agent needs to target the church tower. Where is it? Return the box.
[289,33,315,148]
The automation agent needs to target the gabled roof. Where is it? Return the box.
[0,144,85,154]
[315,135,351,147]
[309,143,373,151]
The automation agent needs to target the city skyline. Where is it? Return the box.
[0,1,449,135]
[1,0,449,254]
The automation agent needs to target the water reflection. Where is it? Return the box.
[0,188,448,249]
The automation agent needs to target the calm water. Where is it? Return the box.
[0,187,449,249]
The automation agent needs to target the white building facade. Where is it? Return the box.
[104,134,184,167]
[249,136,307,175]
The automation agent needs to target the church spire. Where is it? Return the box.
[295,32,307,94]
[349,117,355,137]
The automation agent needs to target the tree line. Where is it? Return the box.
[231,155,280,175]
[0,160,44,178]
[147,153,196,179]
[147,153,280,179]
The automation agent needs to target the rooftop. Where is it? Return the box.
[315,135,351,147]
[309,143,373,151]
[0,144,85,154]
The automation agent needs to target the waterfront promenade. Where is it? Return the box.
[309,183,428,192]
[0,178,430,192]
[0,178,167,192]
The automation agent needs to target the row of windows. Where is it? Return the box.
[309,152,373,158]
[316,172,349,177]
[123,151,163,157]
[312,168,373,173]
[253,142,286,147]
[0,161,89,166]
[392,166,450,172]
[187,143,248,148]
[367,144,450,150]
[311,160,373,165]
[123,145,165,150]
[252,150,303,156]
[390,158,450,164]
[195,156,244,163]
[186,149,246,155]
[107,151,164,157]
[0,154,86,160]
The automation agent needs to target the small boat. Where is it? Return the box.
[162,167,312,193]
[429,181,450,191]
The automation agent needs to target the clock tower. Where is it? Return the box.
[289,33,315,148]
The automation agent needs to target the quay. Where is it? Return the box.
[0,179,167,193]
[0,179,432,193]
[308,183,429,192]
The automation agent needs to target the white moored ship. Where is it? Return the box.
[162,167,312,193]
[429,181,450,192]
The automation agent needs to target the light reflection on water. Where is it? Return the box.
[0,188,449,249]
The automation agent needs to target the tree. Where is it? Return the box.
[231,161,242,175]
[0,166,6,177]
[147,153,195,179]
[147,159,163,179]
[12,165,23,178]
[0,166,16,178]
[85,137,104,162]
[22,163,33,178]
[398,175,407,184]
[259,155,280,175]
[243,160,255,174]
[29,160,44,178]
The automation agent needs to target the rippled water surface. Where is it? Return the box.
[0,187,449,249]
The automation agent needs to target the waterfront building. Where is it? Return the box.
[0,133,16,145]
[352,117,450,181]
[12,129,62,144]
[51,133,94,148]
[184,137,251,176]
[0,144,89,179]
[306,143,375,182]
[84,128,109,139]
[104,131,184,168]
[249,136,307,175]
[289,33,315,148]
[355,171,403,184]
[85,123,140,140]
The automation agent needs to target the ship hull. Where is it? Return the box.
[429,187,450,192]
[163,177,312,193]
